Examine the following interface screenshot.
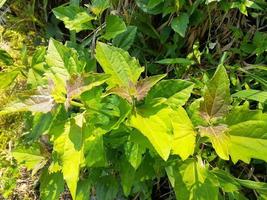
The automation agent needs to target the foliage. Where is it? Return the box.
[0,0,267,199]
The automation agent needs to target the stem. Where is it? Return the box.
[70,101,84,108]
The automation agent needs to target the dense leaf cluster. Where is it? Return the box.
[0,0,267,199]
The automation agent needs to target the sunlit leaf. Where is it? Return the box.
[13,144,47,174]
[225,105,267,163]
[102,15,126,40]
[228,119,267,163]
[89,0,110,16]
[232,89,267,103]
[95,42,144,88]
[0,71,19,90]
[156,58,194,65]
[53,5,94,32]
[46,38,81,77]
[65,73,109,108]
[129,105,173,160]
[146,79,194,108]
[136,74,166,101]
[200,65,231,121]
[166,158,219,200]
[53,114,85,199]
[171,107,196,160]
[199,125,230,160]
[27,47,47,87]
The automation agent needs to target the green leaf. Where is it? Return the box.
[171,13,189,37]
[135,155,156,181]
[135,74,166,101]
[232,89,267,103]
[27,47,47,87]
[53,5,94,32]
[12,144,47,174]
[211,169,240,193]
[199,125,230,160]
[46,39,70,79]
[113,26,137,50]
[124,136,146,169]
[65,73,109,108]
[225,104,263,126]
[156,58,194,65]
[119,159,136,196]
[40,169,65,200]
[28,112,54,140]
[76,179,91,200]
[135,0,163,15]
[84,134,106,167]
[235,179,267,195]
[67,74,109,99]
[95,42,144,88]
[171,107,196,160]
[129,105,173,160]
[146,79,194,108]
[224,105,267,163]
[102,15,126,40]
[200,65,231,121]
[166,158,219,200]
[147,0,164,8]
[0,71,19,90]
[46,38,81,77]
[90,0,110,16]
[53,114,85,200]
[228,119,267,163]
[0,49,13,65]
[96,176,119,200]
[31,46,47,67]
[99,95,132,131]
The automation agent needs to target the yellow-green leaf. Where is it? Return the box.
[229,120,267,163]
[0,71,19,90]
[146,79,194,108]
[166,158,219,200]
[53,5,94,32]
[171,107,196,160]
[53,114,85,200]
[95,42,144,88]
[199,125,230,160]
[129,105,173,160]
[225,106,267,163]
